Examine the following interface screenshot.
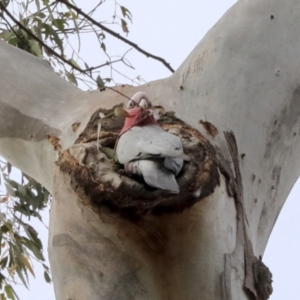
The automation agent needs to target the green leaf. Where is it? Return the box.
[63,12,71,18]
[84,62,89,70]
[35,0,40,12]
[96,75,105,91]
[114,106,129,118]
[101,42,106,52]
[0,293,7,300]
[52,18,65,31]
[69,59,81,70]
[66,73,78,86]
[21,238,44,261]
[43,270,51,283]
[0,257,8,269]
[120,6,132,22]
[4,285,15,300]
[15,266,28,289]
[16,184,27,197]
[4,284,20,300]
[35,12,46,19]
[21,256,35,278]
[43,24,63,53]
[29,40,42,58]
[23,225,43,249]
[0,0,9,9]
[7,37,19,47]
[8,247,15,268]
[0,30,13,41]
[14,204,31,217]
[70,11,78,20]
[0,272,6,285]
[121,19,129,34]
[45,1,54,21]
[1,223,12,234]
[99,147,117,161]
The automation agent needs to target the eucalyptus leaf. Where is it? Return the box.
[120,6,132,22]
[114,106,129,118]
[96,75,105,90]
[121,19,129,34]
[34,0,40,12]
[21,255,35,278]
[22,238,44,261]
[0,257,8,269]
[52,18,65,31]
[4,285,14,300]
[0,293,7,300]
[43,270,51,283]
[99,147,118,161]
[67,73,78,85]
[70,59,81,70]
[23,224,43,249]
[16,265,29,289]
[29,40,42,57]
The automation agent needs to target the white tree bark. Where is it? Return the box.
[0,0,299,299]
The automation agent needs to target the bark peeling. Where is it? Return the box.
[55,105,220,218]
[220,132,273,300]
[199,120,219,138]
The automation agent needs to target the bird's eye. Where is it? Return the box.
[127,100,136,109]
[139,98,150,109]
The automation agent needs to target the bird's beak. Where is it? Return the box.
[139,99,149,110]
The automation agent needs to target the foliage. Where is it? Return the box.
[0,0,140,89]
[0,0,174,298]
[0,0,173,91]
[0,161,51,300]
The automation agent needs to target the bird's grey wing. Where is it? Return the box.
[117,125,189,164]
[126,160,179,194]
[164,157,183,176]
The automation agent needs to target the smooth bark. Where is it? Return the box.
[0,0,299,299]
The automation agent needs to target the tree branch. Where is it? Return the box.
[56,0,175,73]
[0,2,85,73]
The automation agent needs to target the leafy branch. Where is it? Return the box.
[57,0,175,73]
[0,2,84,72]
[0,161,51,300]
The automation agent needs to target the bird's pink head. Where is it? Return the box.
[119,92,158,135]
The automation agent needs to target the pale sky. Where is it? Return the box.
[4,0,299,299]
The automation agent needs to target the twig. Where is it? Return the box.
[85,58,122,72]
[56,0,175,73]
[0,3,128,76]
[106,87,132,101]
[0,2,85,73]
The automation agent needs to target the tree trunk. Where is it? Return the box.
[0,0,299,299]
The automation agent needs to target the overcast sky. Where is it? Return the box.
[5,0,299,299]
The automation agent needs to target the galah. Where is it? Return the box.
[116,91,190,194]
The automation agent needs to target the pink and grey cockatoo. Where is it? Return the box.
[116,92,190,194]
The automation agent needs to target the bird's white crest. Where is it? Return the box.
[126,91,151,109]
